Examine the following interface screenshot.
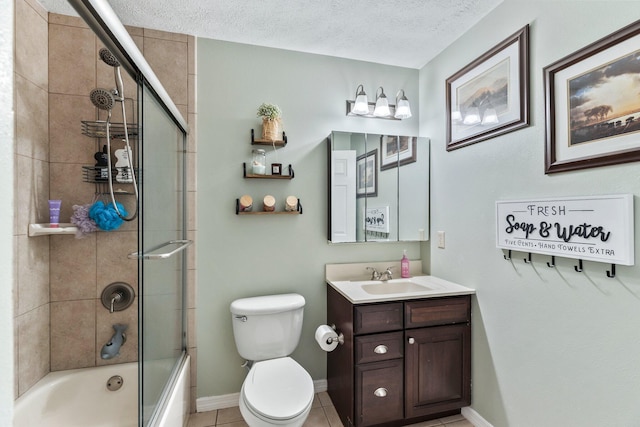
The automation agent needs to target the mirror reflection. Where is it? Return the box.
[328,131,429,243]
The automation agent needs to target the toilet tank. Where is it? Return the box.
[230,293,305,361]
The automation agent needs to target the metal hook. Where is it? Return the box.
[524,253,532,264]
[546,256,555,268]
[574,259,583,273]
[606,264,616,278]
[503,250,511,260]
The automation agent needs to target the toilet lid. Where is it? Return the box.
[243,357,314,421]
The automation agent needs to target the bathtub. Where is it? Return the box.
[14,362,138,427]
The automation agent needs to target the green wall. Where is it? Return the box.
[421,1,640,425]
[196,39,425,397]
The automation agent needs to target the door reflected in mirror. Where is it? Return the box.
[328,131,429,243]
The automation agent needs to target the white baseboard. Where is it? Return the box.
[462,407,493,427]
[196,379,328,413]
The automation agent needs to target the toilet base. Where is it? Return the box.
[239,388,312,427]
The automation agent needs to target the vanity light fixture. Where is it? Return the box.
[346,85,411,120]
[394,89,412,119]
[462,107,481,125]
[373,87,390,117]
[481,107,499,125]
[351,84,369,115]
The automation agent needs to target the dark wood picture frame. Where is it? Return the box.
[544,19,640,174]
[356,149,377,198]
[446,25,529,151]
[380,135,417,171]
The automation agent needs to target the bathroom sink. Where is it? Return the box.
[361,280,433,295]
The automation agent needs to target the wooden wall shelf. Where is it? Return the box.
[236,198,303,215]
[251,129,287,147]
[243,163,294,179]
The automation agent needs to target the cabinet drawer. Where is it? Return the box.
[355,359,404,426]
[354,303,403,334]
[405,296,470,328]
[355,332,403,364]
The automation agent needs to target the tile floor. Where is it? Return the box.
[187,392,475,427]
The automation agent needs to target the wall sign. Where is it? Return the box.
[496,194,634,265]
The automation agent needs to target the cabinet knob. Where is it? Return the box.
[373,345,388,354]
[373,387,388,398]
[408,337,415,344]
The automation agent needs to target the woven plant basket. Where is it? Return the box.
[261,118,281,141]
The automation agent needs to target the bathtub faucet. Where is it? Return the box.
[101,324,128,359]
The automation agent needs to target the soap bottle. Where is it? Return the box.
[401,250,410,278]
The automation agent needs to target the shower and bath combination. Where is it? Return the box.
[89,47,139,221]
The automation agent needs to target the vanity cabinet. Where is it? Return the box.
[327,286,471,427]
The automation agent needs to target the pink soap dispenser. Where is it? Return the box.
[401,250,410,278]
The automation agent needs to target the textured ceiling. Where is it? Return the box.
[39,0,503,69]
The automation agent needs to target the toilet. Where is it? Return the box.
[230,293,314,427]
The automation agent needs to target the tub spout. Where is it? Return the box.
[101,324,127,359]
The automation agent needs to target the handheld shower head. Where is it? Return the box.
[99,48,120,67]
[90,88,115,111]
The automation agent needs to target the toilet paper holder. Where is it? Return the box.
[328,324,344,346]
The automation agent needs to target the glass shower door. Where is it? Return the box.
[138,81,188,426]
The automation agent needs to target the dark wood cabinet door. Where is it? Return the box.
[405,324,471,418]
[355,359,404,426]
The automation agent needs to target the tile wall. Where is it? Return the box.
[14,0,198,408]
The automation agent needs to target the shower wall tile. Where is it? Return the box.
[143,36,188,106]
[187,36,196,77]
[15,0,48,90]
[50,234,97,301]
[187,190,197,232]
[187,112,197,153]
[144,28,188,43]
[24,0,46,20]
[17,234,50,315]
[48,13,88,28]
[15,154,50,234]
[188,73,196,115]
[95,298,138,366]
[49,23,96,96]
[49,93,95,164]
[49,162,95,223]
[96,231,138,297]
[186,152,197,192]
[17,304,50,395]
[124,25,143,37]
[15,74,49,162]
[51,300,96,370]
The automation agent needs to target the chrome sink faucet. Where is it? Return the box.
[366,267,381,280]
[380,266,394,281]
[366,266,394,281]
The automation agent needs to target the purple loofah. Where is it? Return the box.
[70,204,98,238]
[89,200,128,231]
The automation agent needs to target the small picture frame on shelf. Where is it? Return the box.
[271,163,282,175]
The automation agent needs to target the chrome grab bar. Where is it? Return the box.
[127,239,193,260]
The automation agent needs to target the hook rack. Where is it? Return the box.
[501,252,619,278]
[606,264,616,278]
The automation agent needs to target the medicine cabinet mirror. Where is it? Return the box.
[327,131,429,243]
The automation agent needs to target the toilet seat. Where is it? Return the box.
[242,357,314,421]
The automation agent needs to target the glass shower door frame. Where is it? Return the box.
[137,79,189,426]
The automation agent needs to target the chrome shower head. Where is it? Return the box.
[90,88,115,111]
[99,48,120,67]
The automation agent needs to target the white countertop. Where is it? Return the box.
[327,275,475,304]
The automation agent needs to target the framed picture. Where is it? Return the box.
[364,206,390,233]
[380,135,417,170]
[356,149,377,198]
[446,25,529,151]
[544,20,640,173]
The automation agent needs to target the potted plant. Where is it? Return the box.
[257,103,282,141]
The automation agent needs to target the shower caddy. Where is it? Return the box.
[81,102,139,197]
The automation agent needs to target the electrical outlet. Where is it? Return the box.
[437,231,445,249]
